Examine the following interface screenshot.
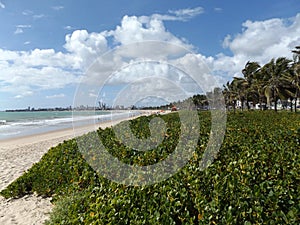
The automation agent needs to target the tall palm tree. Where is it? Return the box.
[242,61,261,109]
[231,77,248,111]
[192,94,208,110]
[292,63,300,111]
[223,81,238,113]
[260,57,293,112]
[242,61,261,81]
[291,46,300,111]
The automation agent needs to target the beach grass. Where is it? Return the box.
[1,111,299,224]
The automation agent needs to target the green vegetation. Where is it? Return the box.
[1,111,299,224]
[223,46,300,112]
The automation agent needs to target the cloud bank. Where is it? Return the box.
[0,9,299,105]
[215,13,300,76]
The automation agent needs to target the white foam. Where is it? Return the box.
[0,111,141,140]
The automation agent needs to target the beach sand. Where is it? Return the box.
[0,111,156,225]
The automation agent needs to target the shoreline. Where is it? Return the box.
[0,110,156,225]
[0,110,155,148]
[0,114,136,149]
[0,109,146,142]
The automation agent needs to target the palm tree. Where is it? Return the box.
[260,57,293,112]
[231,77,248,111]
[292,63,300,111]
[241,61,261,109]
[291,46,300,111]
[192,94,208,110]
[223,81,238,113]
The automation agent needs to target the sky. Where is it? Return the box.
[0,0,299,110]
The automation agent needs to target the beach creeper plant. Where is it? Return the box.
[1,111,299,224]
[72,41,227,186]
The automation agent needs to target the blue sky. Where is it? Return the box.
[0,0,299,110]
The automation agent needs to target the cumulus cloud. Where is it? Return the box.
[113,77,191,107]
[21,48,77,68]
[108,15,190,47]
[2,8,207,102]
[64,29,108,69]
[215,13,300,77]
[0,48,80,96]
[2,9,300,107]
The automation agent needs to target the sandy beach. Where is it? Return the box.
[0,111,156,225]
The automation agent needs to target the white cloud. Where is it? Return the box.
[14,91,33,99]
[3,8,205,100]
[33,14,45,19]
[64,29,108,69]
[22,10,45,19]
[46,94,65,99]
[168,7,204,20]
[24,41,31,45]
[22,10,33,16]
[215,13,300,77]
[135,7,204,22]
[14,25,32,35]
[64,25,75,30]
[107,15,192,49]
[113,77,191,107]
[21,48,77,68]
[0,48,80,96]
[0,1,5,9]
[52,6,64,11]
[89,93,98,98]
[2,9,300,106]
[17,25,32,28]
[14,28,24,34]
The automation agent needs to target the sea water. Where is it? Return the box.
[0,110,139,140]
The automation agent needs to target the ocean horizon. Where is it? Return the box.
[0,110,141,141]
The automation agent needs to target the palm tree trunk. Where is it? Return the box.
[233,100,236,114]
[295,90,299,112]
[259,98,262,111]
[266,96,271,110]
[246,100,250,110]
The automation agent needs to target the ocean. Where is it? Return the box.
[0,110,139,140]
